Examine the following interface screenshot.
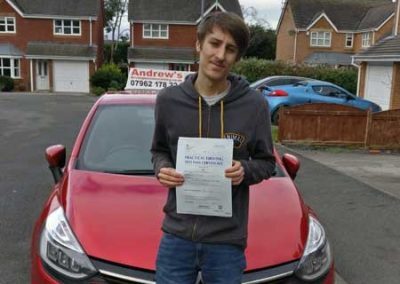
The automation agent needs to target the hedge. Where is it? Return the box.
[232,58,358,94]
[0,76,14,91]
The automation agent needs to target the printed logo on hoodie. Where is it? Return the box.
[224,132,245,148]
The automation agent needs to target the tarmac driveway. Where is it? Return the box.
[278,144,400,284]
[283,146,400,199]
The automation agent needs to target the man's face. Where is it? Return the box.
[196,26,239,83]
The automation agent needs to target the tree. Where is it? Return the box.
[104,0,128,63]
[104,39,129,67]
[245,24,276,60]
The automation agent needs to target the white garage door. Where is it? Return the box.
[53,61,90,93]
[134,62,169,70]
[364,64,393,110]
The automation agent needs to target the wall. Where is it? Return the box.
[294,17,394,64]
[276,5,296,63]
[373,17,395,44]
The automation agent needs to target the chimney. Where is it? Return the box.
[395,0,400,35]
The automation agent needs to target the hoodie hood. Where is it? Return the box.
[179,73,252,104]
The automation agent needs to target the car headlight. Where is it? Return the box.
[39,207,97,279]
[295,216,332,281]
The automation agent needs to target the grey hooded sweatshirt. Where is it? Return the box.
[151,73,275,247]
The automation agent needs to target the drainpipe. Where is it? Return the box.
[89,17,93,46]
[30,59,34,92]
[395,0,400,36]
[293,30,298,63]
[351,56,362,97]
[131,24,134,47]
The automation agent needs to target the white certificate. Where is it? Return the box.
[176,137,233,217]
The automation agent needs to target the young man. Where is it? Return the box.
[151,12,275,284]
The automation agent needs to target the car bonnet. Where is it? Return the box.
[62,170,308,271]
[62,169,165,270]
[247,178,307,269]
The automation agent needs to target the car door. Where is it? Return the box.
[286,83,312,105]
[309,85,349,105]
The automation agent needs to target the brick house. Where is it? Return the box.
[352,0,400,111]
[0,0,104,93]
[276,0,396,67]
[127,0,242,71]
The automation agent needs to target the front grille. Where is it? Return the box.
[90,258,304,284]
[91,258,155,284]
[242,261,299,283]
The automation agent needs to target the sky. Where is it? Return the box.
[239,0,283,29]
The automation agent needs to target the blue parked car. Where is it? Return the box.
[250,75,312,91]
[258,79,382,124]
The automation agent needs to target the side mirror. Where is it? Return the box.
[282,153,300,180]
[45,145,66,183]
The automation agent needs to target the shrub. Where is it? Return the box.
[232,59,358,94]
[91,86,106,96]
[90,64,126,91]
[0,76,14,91]
[104,41,129,65]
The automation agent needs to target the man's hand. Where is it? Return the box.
[158,167,184,188]
[225,160,244,185]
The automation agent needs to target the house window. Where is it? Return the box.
[54,19,81,35]
[0,58,20,78]
[362,32,371,48]
[171,63,189,71]
[310,31,331,47]
[143,24,168,39]
[345,33,353,48]
[0,17,16,33]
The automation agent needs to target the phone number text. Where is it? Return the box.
[130,80,179,88]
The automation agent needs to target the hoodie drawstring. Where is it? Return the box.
[198,96,224,138]
[220,100,224,138]
[198,96,202,138]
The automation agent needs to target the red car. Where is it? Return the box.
[31,94,334,283]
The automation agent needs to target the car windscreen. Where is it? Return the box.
[76,104,286,177]
[76,104,154,174]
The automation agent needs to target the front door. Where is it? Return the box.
[36,60,49,91]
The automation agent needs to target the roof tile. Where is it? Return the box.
[128,0,242,22]
[355,35,400,58]
[26,42,97,58]
[289,0,394,30]
[9,0,99,17]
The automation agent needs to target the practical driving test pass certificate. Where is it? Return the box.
[176,137,233,217]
